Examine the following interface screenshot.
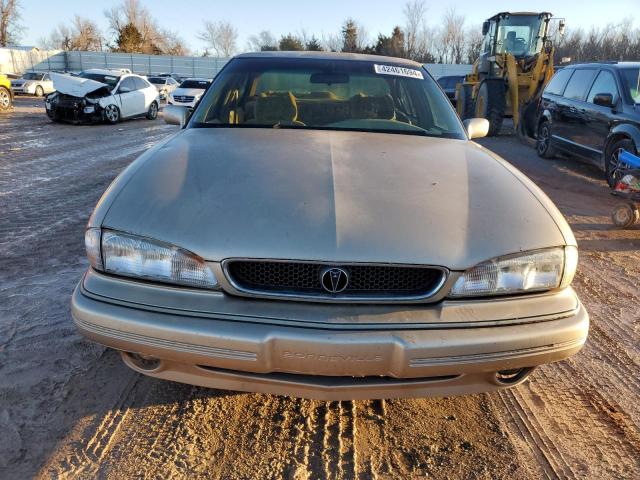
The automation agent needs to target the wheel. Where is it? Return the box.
[146,101,158,120]
[0,86,11,111]
[475,79,506,136]
[104,104,120,124]
[611,202,639,228]
[536,121,557,159]
[456,84,474,120]
[35,85,44,97]
[606,138,636,188]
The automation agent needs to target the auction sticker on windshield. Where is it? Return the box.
[374,64,424,80]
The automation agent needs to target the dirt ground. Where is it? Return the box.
[1,97,638,479]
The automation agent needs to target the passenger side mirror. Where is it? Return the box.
[464,118,490,140]
[593,93,614,108]
[164,104,189,127]
[482,21,490,36]
[558,20,566,36]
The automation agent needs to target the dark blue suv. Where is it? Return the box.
[536,62,640,186]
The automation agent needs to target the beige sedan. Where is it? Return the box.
[72,52,588,400]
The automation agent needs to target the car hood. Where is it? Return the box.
[50,72,109,97]
[101,128,570,270]
[172,87,205,97]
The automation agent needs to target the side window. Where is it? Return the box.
[587,70,619,105]
[133,77,148,90]
[563,69,597,101]
[545,69,573,96]
[119,77,136,92]
[43,74,50,81]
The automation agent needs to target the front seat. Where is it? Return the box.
[249,92,304,126]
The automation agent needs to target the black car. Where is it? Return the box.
[535,62,640,186]
[437,75,465,105]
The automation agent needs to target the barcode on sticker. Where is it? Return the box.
[374,64,424,80]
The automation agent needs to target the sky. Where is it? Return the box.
[17,0,640,53]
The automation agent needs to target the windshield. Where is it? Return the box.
[79,72,120,88]
[190,57,465,139]
[621,68,640,104]
[148,77,166,85]
[22,72,43,80]
[494,15,545,57]
[180,80,210,89]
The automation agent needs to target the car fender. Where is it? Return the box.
[606,123,640,149]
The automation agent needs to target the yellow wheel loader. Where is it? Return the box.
[456,12,564,137]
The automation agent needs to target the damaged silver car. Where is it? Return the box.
[46,69,160,124]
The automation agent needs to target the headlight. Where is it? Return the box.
[83,105,95,113]
[84,228,218,289]
[450,247,577,298]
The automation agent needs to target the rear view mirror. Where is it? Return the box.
[164,104,189,127]
[464,118,490,139]
[593,93,614,108]
[482,21,490,36]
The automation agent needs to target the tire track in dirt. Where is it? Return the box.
[54,371,143,478]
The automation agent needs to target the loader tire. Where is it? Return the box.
[475,79,505,136]
[456,84,474,120]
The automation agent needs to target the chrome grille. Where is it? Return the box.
[173,95,194,103]
[224,260,446,301]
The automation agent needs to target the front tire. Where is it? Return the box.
[146,101,158,120]
[536,121,557,159]
[0,86,11,111]
[606,138,636,188]
[456,84,474,120]
[35,86,44,97]
[104,104,120,124]
[475,79,506,136]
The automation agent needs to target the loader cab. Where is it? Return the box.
[478,12,551,74]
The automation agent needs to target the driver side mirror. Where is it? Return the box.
[164,104,190,127]
[593,93,614,108]
[482,21,490,36]
[464,118,490,139]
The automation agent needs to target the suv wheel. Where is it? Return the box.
[536,121,557,159]
[606,138,636,188]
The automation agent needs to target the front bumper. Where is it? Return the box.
[71,276,589,400]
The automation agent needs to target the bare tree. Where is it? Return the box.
[0,0,22,47]
[322,32,343,52]
[439,7,466,63]
[104,0,181,54]
[44,15,103,51]
[247,30,277,51]
[198,21,238,58]
[403,0,425,60]
[465,24,483,64]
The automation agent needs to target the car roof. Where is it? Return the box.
[182,77,210,82]
[234,50,424,67]
[565,62,640,70]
